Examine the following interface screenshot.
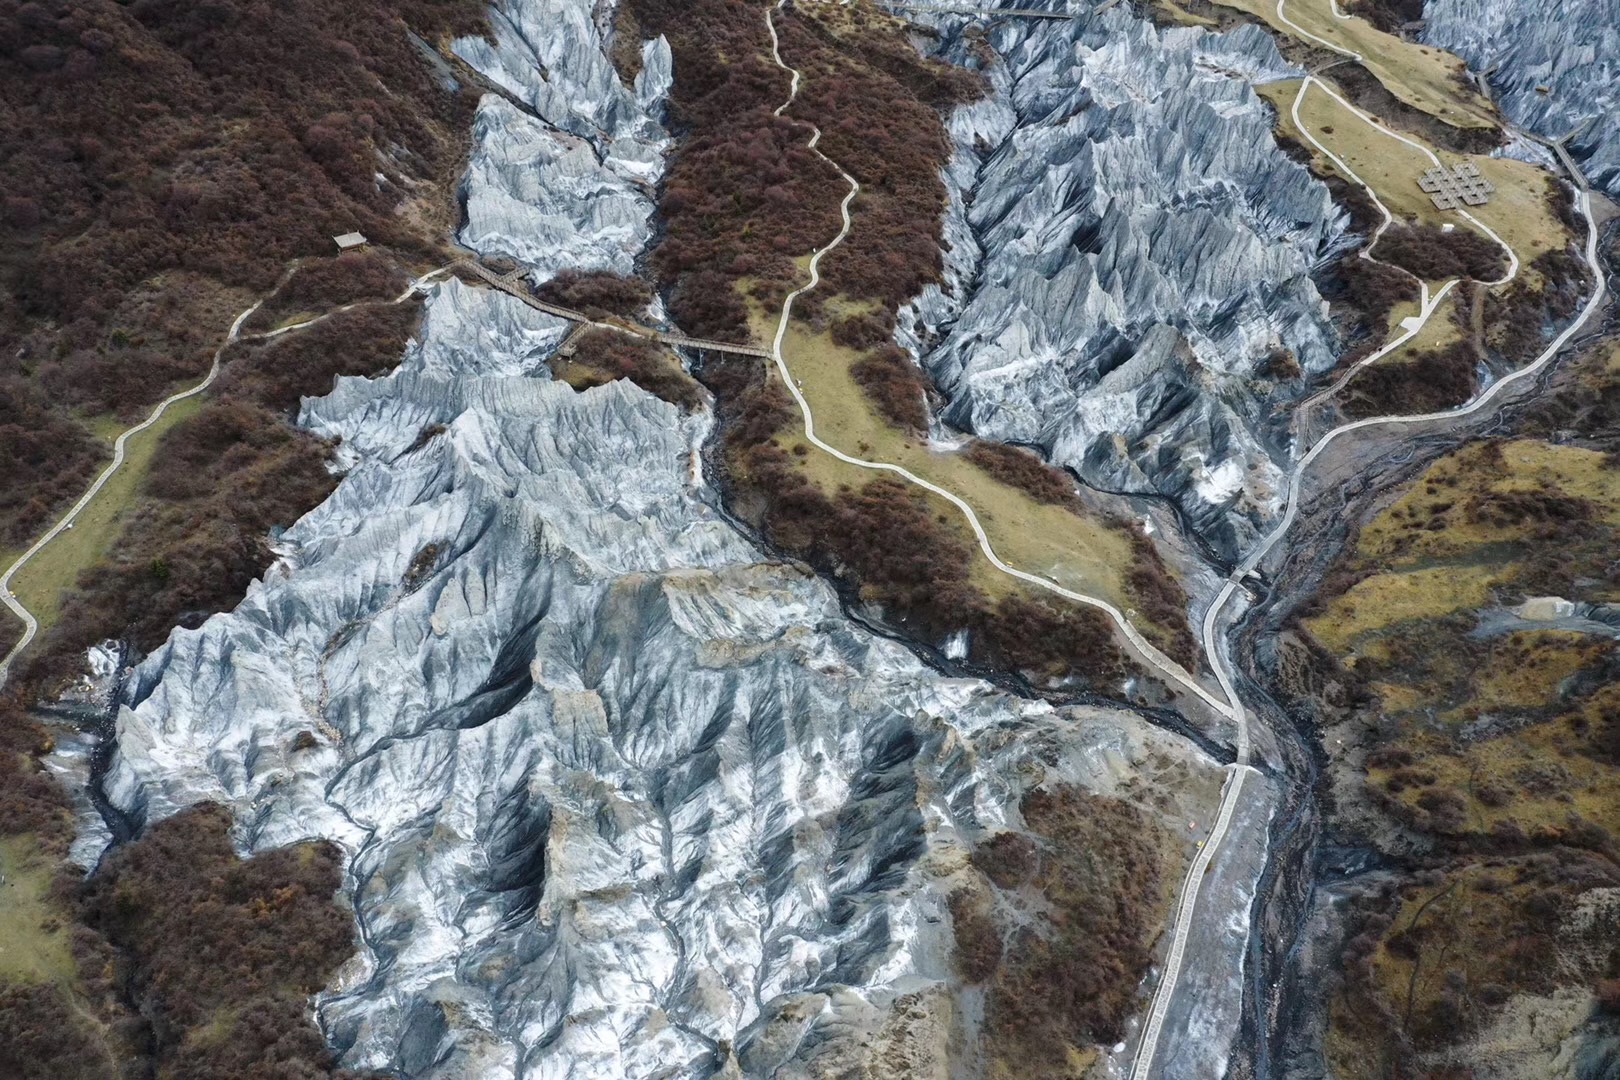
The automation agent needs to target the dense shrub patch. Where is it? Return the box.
[0,0,478,327]
[218,302,421,413]
[738,436,1128,685]
[964,441,1080,508]
[0,735,380,1079]
[0,377,104,546]
[560,329,704,410]
[830,309,934,430]
[1342,340,1478,418]
[22,302,422,686]
[535,270,654,320]
[1345,0,1425,33]
[965,443,1196,667]
[849,343,930,431]
[243,250,410,334]
[1376,222,1509,282]
[628,0,981,337]
[1485,247,1591,363]
[1343,238,1589,418]
[0,692,75,849]
[626,0,845,339]
[0,0,483,543]
[956,788,1171,1066]
[1126,533,1198,668]
[1326,254,1421,337]
[773,8,983,313]
[0,981,123,1080]
[79,805,377,1079]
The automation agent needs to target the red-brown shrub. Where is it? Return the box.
[535,270,654,320]
[964,441,1079,507]
[0,0,483,543]
[966,787,1170,1065]
[0,376,105,545]
[218,301,422,412]
[243,250,409,333]
[1376,223,1509,282]
[628,0,982,336]
[80,803,376,1078]
[850,343,929,431]
[830,310,896,350]
[1343,340,1478,418]
[1330,254,1421,334]
[564,329,703,410]
[24,303,421,686]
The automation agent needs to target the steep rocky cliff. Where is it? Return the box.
[454,0,672,275]
[107,320,1215,1071]
[902,10,1346,560]
[81,1,1228,1075]
[1423,0,1620,195]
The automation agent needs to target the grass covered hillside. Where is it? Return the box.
[1291,344,1620,1074]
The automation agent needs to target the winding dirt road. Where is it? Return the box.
[762,4,1236,721]
[0,5,1604,1075]
[785,5,1604,1073]
[1291,74,1518,417]
[0,266,451,691]
[1129,83,1606,1080]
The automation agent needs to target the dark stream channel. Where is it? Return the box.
[1229,222,1619,1078]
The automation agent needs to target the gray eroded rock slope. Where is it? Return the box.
[81,1,1227,1077]
[902,8,1346,560]
[110,280,1215,1076]
[454,0,672,276]
[1424,0,1620,196]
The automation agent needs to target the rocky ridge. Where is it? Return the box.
[74,1,1226,1076]
[453,0,673,276]
[901,9,1347,561]
[99,253,1219,1080]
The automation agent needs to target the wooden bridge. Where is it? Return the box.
[458,260,774,358]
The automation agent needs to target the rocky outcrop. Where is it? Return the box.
[454,0,672,276]
[78,1,1226,1077]
[901,10,1346,560]
[100,273,1220,1080]
[1423,0,1620,196]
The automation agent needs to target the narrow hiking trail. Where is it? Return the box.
[764,5,1605,1076]
[1289,73,1518,423]
[0,266,452,690]
[0,3,1605,1073]
[762,3,1236,720]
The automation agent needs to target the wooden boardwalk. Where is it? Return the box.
[458,260,773,358]
[877,1,1083,18]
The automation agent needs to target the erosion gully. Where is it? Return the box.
[63,10,1615,1073]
